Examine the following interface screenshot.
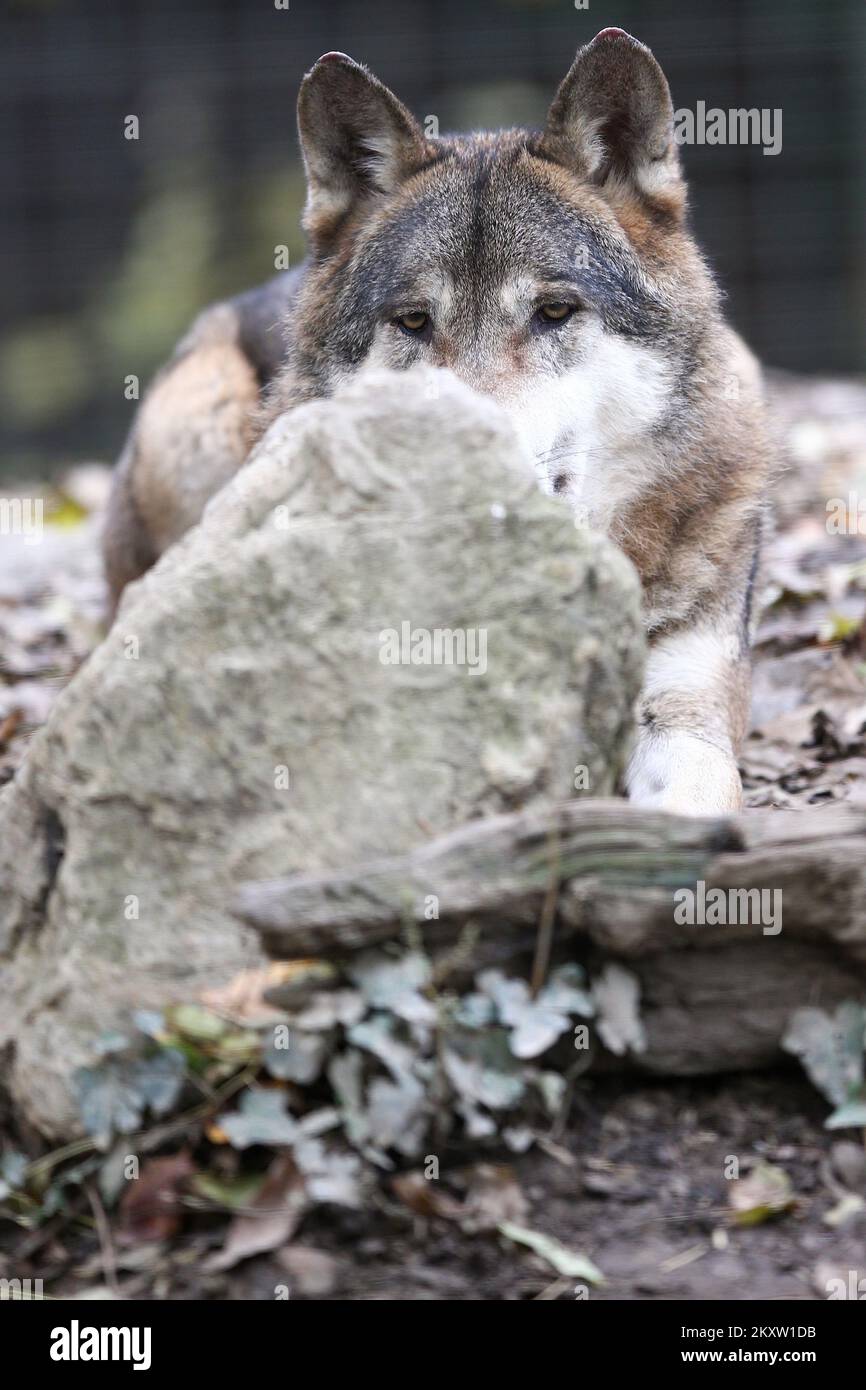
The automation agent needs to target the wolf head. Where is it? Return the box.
[278,30,724,529]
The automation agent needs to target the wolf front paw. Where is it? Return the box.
[625,730,743,816]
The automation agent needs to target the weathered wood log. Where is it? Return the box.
[235,799,866,955]
[234,800,866,1076]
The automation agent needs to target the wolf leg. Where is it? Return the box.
[625,624,750,815]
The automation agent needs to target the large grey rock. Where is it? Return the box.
[0,366,644,1136]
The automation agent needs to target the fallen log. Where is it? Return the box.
[234,799,866,1076]
[235,799,866,956]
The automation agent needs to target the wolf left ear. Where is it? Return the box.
[297,53,429,251]
[540,29,683,214]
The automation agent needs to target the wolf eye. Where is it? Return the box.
[537,302,575,324]
[395,310,429,334]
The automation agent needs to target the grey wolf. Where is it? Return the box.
[103,29,772,814]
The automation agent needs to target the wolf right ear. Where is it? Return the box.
[540,29,683,216]
[297,53,429,251]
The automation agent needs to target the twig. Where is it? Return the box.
[129,1064,259,1151]
[529,820,561,997]
[85,1180,120,1298]
[25,1136,97,1183]
[533,1275,573,1300]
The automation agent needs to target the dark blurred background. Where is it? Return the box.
[2,0,865,478]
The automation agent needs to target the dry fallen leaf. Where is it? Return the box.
[117,1152,196,1244]
[200,961,332,1026]
[204,1152,307,1273]
[728,1161,797,1226]
[391,1171,465,1220]
[498,1221,604,1284]
[391,1162,528,1232]
[277,1244,340,1296]
[823,1194,865,1229]
[459,1163,529,1233]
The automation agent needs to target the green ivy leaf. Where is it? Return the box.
[219,1089,298,1149]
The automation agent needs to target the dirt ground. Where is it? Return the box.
[1,370,866,1300]
[275,1073,866,1302]
[3,1073,864,1301]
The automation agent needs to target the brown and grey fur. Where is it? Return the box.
[103,29,773,814]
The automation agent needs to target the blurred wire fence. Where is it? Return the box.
[1,0,864,476]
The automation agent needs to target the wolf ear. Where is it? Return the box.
[297,53,428,250]
[540,29,683,215]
